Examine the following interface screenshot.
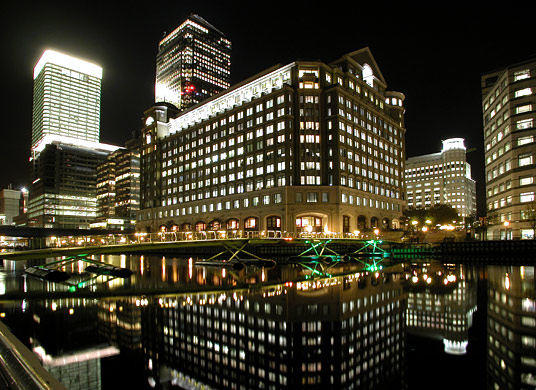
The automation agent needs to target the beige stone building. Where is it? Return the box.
[138,48,406,235]
[482,59,536,239]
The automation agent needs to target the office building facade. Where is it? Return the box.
[95,147,140,230]
[405,138,477,219]
[31,50,102,153]
[155,14,231,111]
[482,59,536,239]
[139,48,406,234]
[28,50,120,229]
[0,188,21,225]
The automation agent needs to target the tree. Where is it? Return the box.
[523,200,536,239]
[402,204,460,227]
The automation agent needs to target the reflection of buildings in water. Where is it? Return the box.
[404,263,477,355]
[97,297,143,351]
[488,266,536,390]
[33,344,119,390]
[140,268,407,389]
[9,298,117,390]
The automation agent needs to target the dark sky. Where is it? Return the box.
[1,1,535,215]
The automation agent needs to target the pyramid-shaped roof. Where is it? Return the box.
[330,47,387,86]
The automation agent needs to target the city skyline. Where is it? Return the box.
[2,2,535,216]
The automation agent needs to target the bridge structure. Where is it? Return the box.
[1,231,394,279]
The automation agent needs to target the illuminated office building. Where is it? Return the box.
[139,48,406,234]
[94,147,140,230]
[31,50,103,152]
[0,188,22,225]
[482,59,536,239]
[405,138,477,218]
[28,49,121,229]
[155,14,231,111]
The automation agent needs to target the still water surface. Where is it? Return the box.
[0,254,534,390]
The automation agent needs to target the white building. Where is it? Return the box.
[28,50,120,229]
[0,188,21,225]
[31,50,105,154]
[405,138,477,219]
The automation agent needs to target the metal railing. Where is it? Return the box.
[31,230,382,249]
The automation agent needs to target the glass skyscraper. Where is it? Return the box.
[28,50,120,229]
[155,14,231,111]
[31,50,103,154]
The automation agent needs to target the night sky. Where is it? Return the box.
[2,1,535,215]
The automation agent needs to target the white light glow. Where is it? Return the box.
[31,134,122,154]
[34,50,102,80]
[168,63,294,136]
[441,138,466,152]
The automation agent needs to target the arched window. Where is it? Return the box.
[195,222,206,232]
[357,215,367,230]
[226,218,239,230]
[181,223,192,231]
[296,216,322,232]
[343,216,351,233]
[244,217,258,230]
[363,64,374,87]
[208,220,221,231]
[266,216,281,230]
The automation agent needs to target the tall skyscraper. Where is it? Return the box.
[482,59,536,240]
[31,50,103,154]
[28,50,120,229]
[139,48,406,235]
[155,14,231,111]
[405,138,477,219]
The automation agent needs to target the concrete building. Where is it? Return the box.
[138,48,406,234]
[94,147,140,230]
[28,50,121,229]
[155,14,231,111]
[0,188,21,225]
[405,138,477,219]
[482,59,536,240]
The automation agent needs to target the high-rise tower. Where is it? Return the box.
[155,14,231,111]
[31,50,103,154]
[28,50,120,229]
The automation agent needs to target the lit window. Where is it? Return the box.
[515,88,532,98]
[519,154,533,167]
[514,69,531,81]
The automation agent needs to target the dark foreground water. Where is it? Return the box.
[0,254,534,390]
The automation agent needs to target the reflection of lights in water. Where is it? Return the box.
[505,273,510,290]
[120,254,126,268]
[261,268,266,282]
[140,256,144,275]
[51,302,57,311]
[222,268,226,278]
[162,257,166,281]
[188,258,193,279]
